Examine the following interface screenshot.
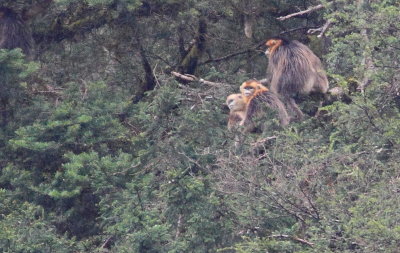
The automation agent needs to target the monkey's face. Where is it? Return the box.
[240,81,257,97]
[240,81,268,97]
[242,86,255,97]
[266,39,279,47]
[265,39,283,56]
[226,94,246,111]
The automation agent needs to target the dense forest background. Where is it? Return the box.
[0,0,399,252]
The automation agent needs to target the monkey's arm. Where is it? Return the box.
[266,64,274,83]
[267,63,284,94]
[243,96,261,126]
[228,113,243,130]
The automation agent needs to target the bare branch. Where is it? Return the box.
[100,236,113,250]
[171,71,229,86]
[318,20,332,38]
[277,4,325,21]
[201,49,252,64]
[357,0,375,92]
[200,41,265,65]
[281,26,320,35]
[175,214,183,239]
[251,136,277,148]
[171,71,196,82]
[244,15,254,38]
[308,20,332,38]
[270,234,315,247]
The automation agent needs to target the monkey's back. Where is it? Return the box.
[0,8,33,55]
[246,91,289,127]
[268,40,328,96]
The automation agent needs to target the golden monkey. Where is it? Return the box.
[0,7,33,55]
[240,80,269,98]
[240,80,290,127]
[226,93,247,130]
[265,37,329,120]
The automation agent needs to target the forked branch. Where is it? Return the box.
[308,20,332,38]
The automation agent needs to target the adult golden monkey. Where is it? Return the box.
[0,7,33,55]
[265,38,329,120]
[240,79,269,98]
[240,80,290,127]
[225,80,289,132]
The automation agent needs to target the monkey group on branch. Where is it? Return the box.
[0,6,329,133]
[226,37,329,131]
[226,80,289,132]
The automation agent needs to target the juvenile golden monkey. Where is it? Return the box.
[226,93,247,130]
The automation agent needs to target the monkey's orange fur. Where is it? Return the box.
[239,79,290,127]
[239,80,268,102]
[265,39,283,55]
[227,80,290,131]
[226,94,248,129]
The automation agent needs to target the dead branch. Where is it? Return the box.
[201,49,251,64]
[171,71,229,87]
[34,90,62,95]
[270,234,315,247]
[171,71,196,82]
[358,34,375,92]
[251,136,277,148]
[175,214,183,239]
[318,20,332,38]
[357,0,375,92]
[32,85,64,96]
[277,4,325,21]
[308,20,332,38]
[200,41,265,65]
[100,236,113,250]
[280,26,320,35]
